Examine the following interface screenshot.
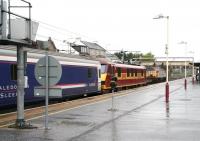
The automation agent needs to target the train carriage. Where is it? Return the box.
[114,63,146,88]
[100,59,146,92]
[0,46,101,107]
[146,66,166,83]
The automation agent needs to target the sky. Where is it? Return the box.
[11,0,200,61]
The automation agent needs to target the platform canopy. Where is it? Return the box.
[194,62,200,67]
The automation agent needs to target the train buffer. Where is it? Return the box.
[1,78,200,141]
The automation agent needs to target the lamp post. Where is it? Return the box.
[121,50,128,63]
[192,57,195,84]
[153,14,169,102]
[188,51,195,84]
[179,41,187,90]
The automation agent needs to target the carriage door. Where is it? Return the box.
[87,68,92,92]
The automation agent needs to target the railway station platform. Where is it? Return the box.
[1,78,200,141]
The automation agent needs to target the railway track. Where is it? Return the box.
[0,83,168,128]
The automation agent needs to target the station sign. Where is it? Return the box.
[35,56,62,86]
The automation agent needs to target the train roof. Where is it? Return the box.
[97,57,145,69]
[114,63,146,69]
[0,46,100,67]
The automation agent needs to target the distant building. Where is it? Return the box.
[141,57,194,80]
[71,40,106,58]
[35,37,58,52]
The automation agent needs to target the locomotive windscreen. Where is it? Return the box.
[101,65,107,74]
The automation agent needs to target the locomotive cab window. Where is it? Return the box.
[11,64,17,80]
[88,68,92,78]
[101,65,107,74]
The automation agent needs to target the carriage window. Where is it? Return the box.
[11,64,17,80]
[131,69,134,77]
[127,68,130,77]
[88,68,92,78]
[135,70,137,77]
[117,67,121,77]
[141,70,144,76]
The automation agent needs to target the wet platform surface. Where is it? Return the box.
[1,79,200,141]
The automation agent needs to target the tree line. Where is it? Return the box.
[114,51,155,63]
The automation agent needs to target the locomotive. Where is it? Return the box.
[146,66,166,83]
[99,58,146,93]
